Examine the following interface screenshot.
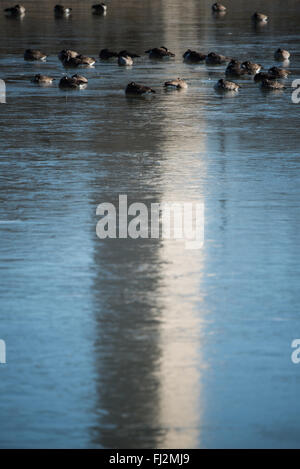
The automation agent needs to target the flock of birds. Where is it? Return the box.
[4,3,107,17]
[3,2,293,95]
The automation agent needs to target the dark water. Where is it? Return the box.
[0,0,300,448]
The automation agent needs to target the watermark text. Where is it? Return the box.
[0,339,6,364]
[96,195,204,250]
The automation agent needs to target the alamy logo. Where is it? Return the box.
[291,80,300,104]
[291,339,300,364]
[0,79,6,104]
[96,195,204,249]
[0,339,6,364]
